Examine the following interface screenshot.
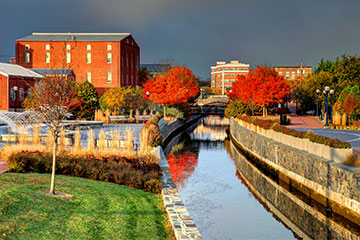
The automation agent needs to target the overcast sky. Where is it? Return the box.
[1,0,360,78]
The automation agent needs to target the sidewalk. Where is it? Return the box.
[0,159,8,174]
[287,103,323,129]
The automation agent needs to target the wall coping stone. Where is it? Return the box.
[153,146,202,239]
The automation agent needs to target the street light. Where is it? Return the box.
[323,86,330,127]
[13,86,18,112]
[329,89,335,124]
[146,91,150,115]
[316,89,320,117]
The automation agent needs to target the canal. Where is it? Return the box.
[165,116,360,239]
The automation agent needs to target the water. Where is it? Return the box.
[0,124,144,149]
[166,116,360,239]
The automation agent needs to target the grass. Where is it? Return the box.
[0,173,173,240]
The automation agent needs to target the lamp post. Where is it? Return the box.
[146,91,150,115]
[323,86,330,127]
[329,89,334,124]
[316,89,320,117]
[13,86,18,112]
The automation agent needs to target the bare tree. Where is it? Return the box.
[23,71,79,194]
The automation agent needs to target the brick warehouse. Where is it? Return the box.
[0,63,42,111]
[15,33,140,95]
[211,60,250,93]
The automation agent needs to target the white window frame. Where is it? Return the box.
[107,44,112,51]
[107,53,112,63]
[45,44,50,50]
[25,44,30,50]
[66,52,71,63]
[66,44,71,50]
[87,72,91,82]
[25,53,30,63]
[87,53,91,63]
[107,72,112,83]
[87,44,91,51]
[45,53,50,63]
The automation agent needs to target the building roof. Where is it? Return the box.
[17,33,131,42]
[140,64,171,73]
[273,66,312,69]
[32,69,75,76]
[0,63,42,78]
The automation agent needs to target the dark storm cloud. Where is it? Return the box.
[1,0,360,78]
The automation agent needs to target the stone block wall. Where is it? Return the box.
[230,119,360,223]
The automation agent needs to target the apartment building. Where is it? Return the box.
[15,33,140,95]
[210,60,250,93]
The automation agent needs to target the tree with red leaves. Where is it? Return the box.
[143,66,199,117]
[229,66,290,116]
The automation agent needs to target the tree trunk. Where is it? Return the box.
[49,136,57,195]
[262,106,267,117]
[163,105,166,118]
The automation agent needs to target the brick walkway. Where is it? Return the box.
[288,103,323,129]
[0,159,8,174]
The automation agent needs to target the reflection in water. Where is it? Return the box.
[229,139,360,240]
[167,116,360,239]
[167,138,199,188]
[190,116,229,141]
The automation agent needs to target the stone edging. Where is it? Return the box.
[152,146,202,240]
[234,118,354,163]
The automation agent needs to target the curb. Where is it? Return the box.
[152,146,202,240]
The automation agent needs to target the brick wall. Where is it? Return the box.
[0,75,8,110]
[16,36,140,95]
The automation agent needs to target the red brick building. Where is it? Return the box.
[211,60,250,93]
[0,63,42,111]
[15,33,140,95]
[273,65,312,81]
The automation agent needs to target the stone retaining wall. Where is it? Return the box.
[230,118,360,224]
[235,118,353,163]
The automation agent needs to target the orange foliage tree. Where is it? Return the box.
[229,66,290,116]
[142,66,199,117]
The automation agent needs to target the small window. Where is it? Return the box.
[87,53,91,63]
[107,72,112,83]
[87,72,91,82]
[66,53,71,63]
[66,44,71,50]
[19,88,24,101]
[25,53,30,63]
[25,44,30,50]
[107,53,112,63]
[27,88,31,96]
[87,44,91,51]
[107,44,112,51]
[45,44,50,50]
[10,89,16,101]
[45,53,50,63]
[279,71,283,75]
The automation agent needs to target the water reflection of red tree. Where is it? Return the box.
[167,152,198,188]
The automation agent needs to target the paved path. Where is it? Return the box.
[287,103,323,129]
[0,159,8,174]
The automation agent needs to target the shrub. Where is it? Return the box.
[225,100,251,118]
[7,151,163,194]
[343,153,360,167]
[164,107,184,120]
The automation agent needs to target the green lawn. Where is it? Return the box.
[0,173,173,240]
